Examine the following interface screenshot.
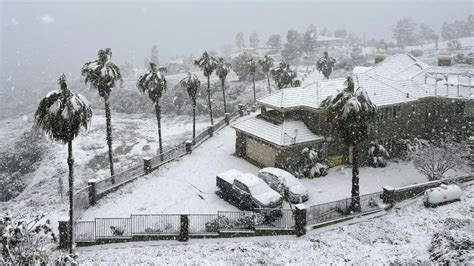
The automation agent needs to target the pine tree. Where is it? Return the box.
[215,57,232,113]
[81,48,122,180]
[235,32,245,52]
[321,76,377,211]
[249,31,260,49]
[393,17,417,48]
[267,34,282,51]
[137,62,167,160]
[194,51,218,125]
[179,73,201,142]
[34,74,92,254]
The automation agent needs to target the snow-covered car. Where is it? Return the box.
[216,169,283,211]
[258,167,309,203]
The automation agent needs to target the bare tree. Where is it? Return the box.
[412,141,467,181]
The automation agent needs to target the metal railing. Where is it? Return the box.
[131,214,180,235]
[306,191,384,226]
[95,218,132,238]
[189,214,219,234]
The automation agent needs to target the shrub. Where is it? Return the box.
[286,147,330,178]
[429,218,473,263]
[366,142,389,168]
[409,49,423,57]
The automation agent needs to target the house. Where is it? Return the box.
[233,54,474,169]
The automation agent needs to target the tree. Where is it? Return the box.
[334,29,348,38]
[34,74,92,254]
[137,62,167,160]
[412,141,467,181]
[317,51,336,79]
[247,58,257,102]
[419,23,436,44]
[320,76,377,211]
[231,52,253,81]
[235,32,245,52]
[258,55,274,93]
[81,48,122,179]
[215,57,231,114]
[267,34,282,51]
[270,61,297,89]
[150,44,159,66]
[179,73,201,142]
[393,17,417,48]
[320,27,329,36]
[249,31,260,49]
[302,24,318,57]
[281,30,302,65]
[194,51,218,125]
[0,214,57,264]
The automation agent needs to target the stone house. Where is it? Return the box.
[233,54,474,169]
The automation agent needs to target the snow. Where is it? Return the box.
[217,169,242,184]
[74,184,474,264]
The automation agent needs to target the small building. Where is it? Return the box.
[438,53,453,66]
[233,54,474,170]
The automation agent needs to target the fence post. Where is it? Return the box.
[208,125,214,137]
[179,214,189,242]
[143,157,152,174]
[238,104,244,117]
[294,204,307,236]
[382,186,395,205]
[185,140,193,154]
[58,221,69,250]
[251,104,257,112]
[225,113,230,125]
[87,179,97,206]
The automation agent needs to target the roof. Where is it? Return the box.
[258,54,473,111]
[236,173,261,187]
[232,117,324,147]
[217,169,242,184]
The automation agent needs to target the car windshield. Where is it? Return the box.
[283,176,299,187]
[249,182,268,195]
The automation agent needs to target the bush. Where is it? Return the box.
[409,49,423,57]
[366,142,389,168]
[286,147,330,178]
[429,218,473,263]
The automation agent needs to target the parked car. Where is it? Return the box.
[258,167,309,203]
[216,169,283,214]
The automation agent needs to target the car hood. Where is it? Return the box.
[254,190,282,206]
[289,184,308,196]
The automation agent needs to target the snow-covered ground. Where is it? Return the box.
[79,113,462,220]
[75,183,474,264]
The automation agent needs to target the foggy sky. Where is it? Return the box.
[1,0,473,88]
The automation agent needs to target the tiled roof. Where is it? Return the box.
[365,54,430,80]
[232,117,324,147]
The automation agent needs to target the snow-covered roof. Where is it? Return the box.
[365,54,431,80]
[217,169,242,184]
[353,66,372,74]
[316,36,343,42]
[232,117,324,147]
[236,173,261,188]
[258,54,473,111]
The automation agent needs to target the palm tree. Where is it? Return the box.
[81,48,122,181]
[258,55,274,93]
[270,61,297,89]
[194,51,218,125]
[317,51,336,79]
[320,76,377,212]
[137,62,167,160]
[180,72,201,142]
[215,58,231,114]
[247,58,257,103]
[34,74,92,254]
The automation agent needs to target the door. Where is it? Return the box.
[246,137,276,167]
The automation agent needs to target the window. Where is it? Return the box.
[234,180,249,193]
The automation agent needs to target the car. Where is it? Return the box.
[258,167,309,203]
[216,169,283,211]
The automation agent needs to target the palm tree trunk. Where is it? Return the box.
[252,73,256,102]
[350,144,361,212]
[67,141,74,254]
[221,79,227,114]
[207,76,214,125]
[266,73,271,94]
[104,94,115,182]
[192,98,196,144]
[155,103,163,161]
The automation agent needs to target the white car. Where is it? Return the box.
[258,167,309,203]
